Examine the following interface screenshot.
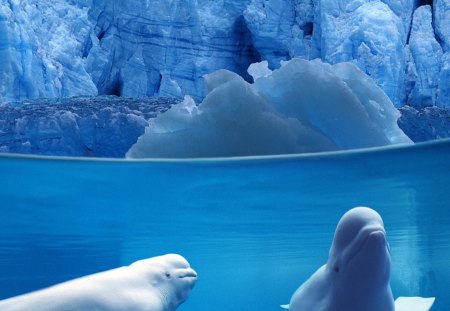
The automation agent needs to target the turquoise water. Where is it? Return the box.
[0,139,449,310]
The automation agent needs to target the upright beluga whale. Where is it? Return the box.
[0,253,197,311]
[281,207,435,311]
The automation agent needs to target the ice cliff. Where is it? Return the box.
[0,1,97,101]
[0,0,448,108]
[0,96,175,157]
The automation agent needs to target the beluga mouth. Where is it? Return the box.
[178,268,198,279]
[342,225,388,266]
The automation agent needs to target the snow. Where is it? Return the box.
[126,59,412,158]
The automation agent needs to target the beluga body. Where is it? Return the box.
[282,207,434,311]
[0,253,197,311]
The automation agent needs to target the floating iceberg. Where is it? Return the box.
[127,59,412,158]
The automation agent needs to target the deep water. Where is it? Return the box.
[0,139,449,310]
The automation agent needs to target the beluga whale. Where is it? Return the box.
[0,253,197,311]
[281,207,435,311]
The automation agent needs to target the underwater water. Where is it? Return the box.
[0,139,449,311]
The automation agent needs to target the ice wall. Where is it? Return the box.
[85,0,256,101]
[0,96,175,157]
[0,0,97,102]
[435,0,450,50]
[398,105,450,142]
[0,0,448,108]
[309,1,410,106]
[434,0,450,108]
[243,0,314,67]
[406,6,443,108]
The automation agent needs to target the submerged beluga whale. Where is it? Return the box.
[0,253,197,311]
[281,207,435,311]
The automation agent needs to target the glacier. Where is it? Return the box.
[0,0,448,108]
[126,59,412,158]
[406,5,443,108]
[0,0,97,102]
[398,105,450,142]
[0,96,175,157]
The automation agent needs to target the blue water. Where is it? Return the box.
[0,139,449,311]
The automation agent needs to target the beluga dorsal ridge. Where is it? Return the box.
[281,207,435,311]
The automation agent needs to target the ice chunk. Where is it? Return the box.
[254,59,412,146]
[128,70,321,158]
[394,297,435,311]
[127,59,412,158]
[248,61,272,81]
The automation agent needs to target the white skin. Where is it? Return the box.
[288,207,395,311]
[0,254,197,311]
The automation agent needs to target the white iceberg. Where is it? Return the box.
[127,59,412,158]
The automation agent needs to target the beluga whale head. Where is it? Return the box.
[283,207,394,311]
[282,207,435,311]
[0,253,197,311]
[328,207,391,293]
[130,253,198,310]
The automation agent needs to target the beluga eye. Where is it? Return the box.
[334,265,340,273]
[165,272,171,279]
